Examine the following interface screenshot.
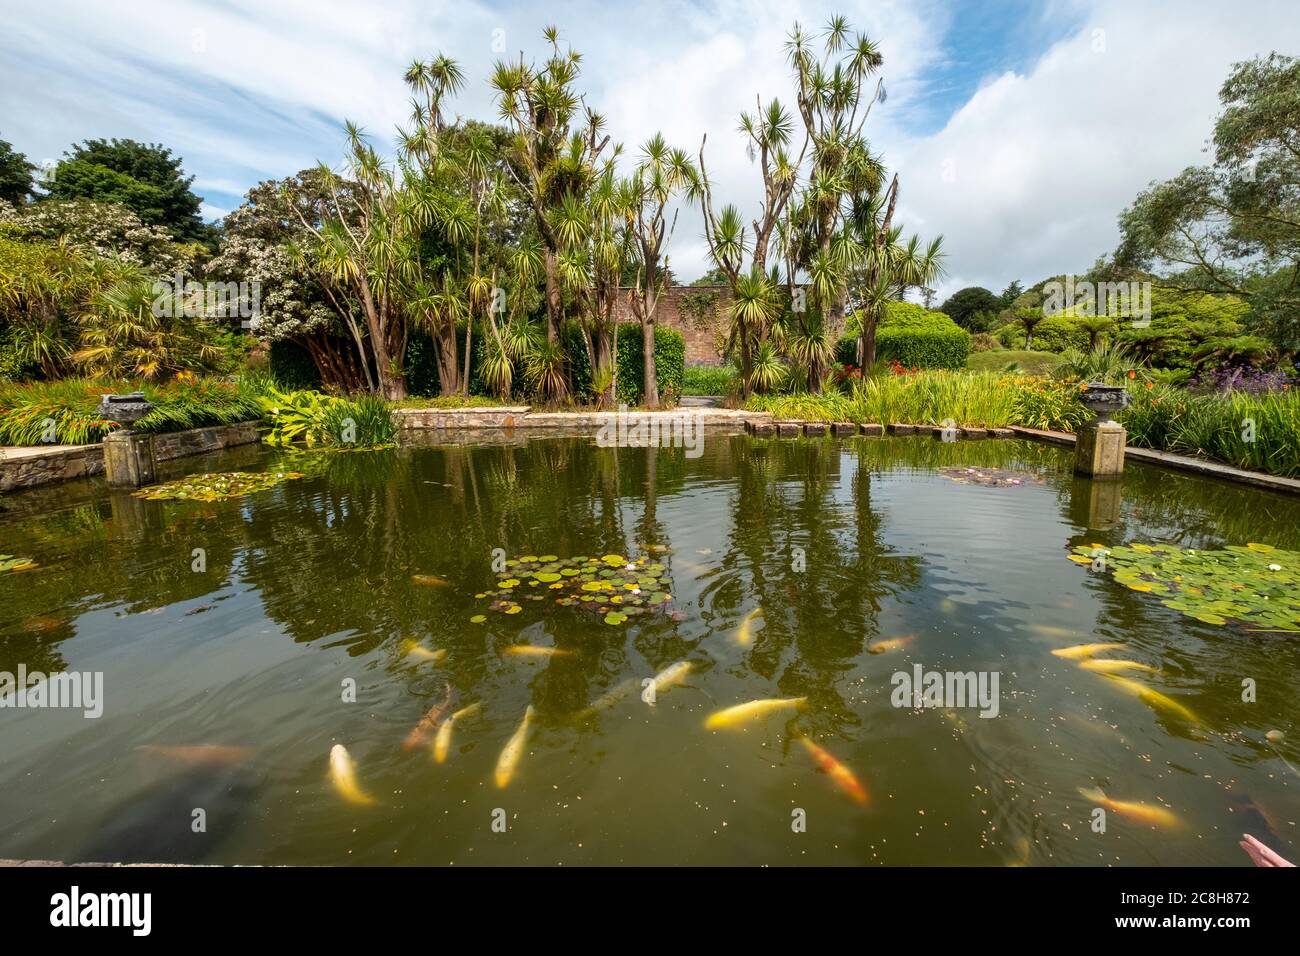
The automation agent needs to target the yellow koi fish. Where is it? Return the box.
[1031,625,1082,639]
[797,736,868,805]
[404,641,447,663]
[411,574,451,588]
[868,636,913,655]
[705,697,806,730]
[736,607,765,646]
[576,678,639,718]
[1103,675,1199,723]
[503,645,572,658]
[1078,787,1180,828]
[647,661,692,701]
[434,702,481,764]
[135,744,251,766]
[403,683,454,751]
[329,744,377,806]
[1050,642,1125,660]
[494,705,536,788]
[1078,659,1157,674]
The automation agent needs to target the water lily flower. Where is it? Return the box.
[1268,563,1282,571]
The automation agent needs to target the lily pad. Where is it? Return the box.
[0,554,37,573]
[134,471,303,501]
[1068,541,1300,632]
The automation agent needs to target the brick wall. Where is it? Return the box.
[613,284,849,365]
[613,285,733,365]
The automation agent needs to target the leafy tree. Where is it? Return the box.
[47,139,210,243]
[625,134,695,407]
[1110,54,1300,353]
[0,138,36,204]
[491,27,614,402]
[204,171,370,391]
[938,286,1000,329]
[998,279,1023,307]
[1,197,199,273]
[689,266,729,286]
[1014,307,1045,349]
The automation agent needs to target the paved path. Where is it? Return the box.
[679,395,725,408]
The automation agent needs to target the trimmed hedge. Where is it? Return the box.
[569,323,685,404]
[837,303,971,370]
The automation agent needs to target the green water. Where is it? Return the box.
[0,433,1297,866]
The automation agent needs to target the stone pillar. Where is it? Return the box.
[103,430,157,488]
[1074,420,1126,478]
[1068,476,1124,529]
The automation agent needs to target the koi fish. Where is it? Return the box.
[1078,787,1180,828]
[135,744,251,766]
[494,705,536,788]
[434,702,481,764]
[1050,642,1125,660]
[646,661,692,702]
[1078,659,1157,674]
[329,744,377,806]
[797,736,868,805]
[404,641,447,663]
[1031,625,1082,639]
[1103,675,1200,724]
[411,574,451,587]
[503,645,572,658]
[705,697,806,730]
[868,636,913,655]
[576,678,639,718]
[403,682,455,751]
[736,607,765,646]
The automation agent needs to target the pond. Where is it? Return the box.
[0,433,1297,866]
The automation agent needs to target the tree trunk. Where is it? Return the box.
[436,328,461,397]
[595,328,615,409]
[544,249,562,344]
[642,315,659,408]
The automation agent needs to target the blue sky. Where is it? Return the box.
[1,0,1296,295]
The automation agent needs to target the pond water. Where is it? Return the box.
[0,433,1297,866]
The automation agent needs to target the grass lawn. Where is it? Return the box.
[966,350,1065,376]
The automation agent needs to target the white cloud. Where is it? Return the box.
[891,0,1300,298]
[1,0,1295,293]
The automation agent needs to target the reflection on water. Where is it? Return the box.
[0,434,1297,866]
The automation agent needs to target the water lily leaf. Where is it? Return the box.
[470,614,486,624]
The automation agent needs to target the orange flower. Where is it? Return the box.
[1127,370,1137,379]
[1145,381,1153,390]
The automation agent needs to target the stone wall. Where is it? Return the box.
[0,445,105,492]
[0,421,260,493]
[612,285,733,365]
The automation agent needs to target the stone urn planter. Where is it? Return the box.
[99,393,157,488]
[1077,383,1130,422]
[1074,383,1129,479]
[97,392,154,432]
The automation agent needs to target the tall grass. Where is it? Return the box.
[746,370,1299,478]
[1121,384,1300,477]
[0,377,263,446]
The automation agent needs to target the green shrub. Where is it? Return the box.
[269,340,322,391]
[259,387,395,448]
[568,323,684,405]
[838,303,972,370]
[682,365,737,395]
